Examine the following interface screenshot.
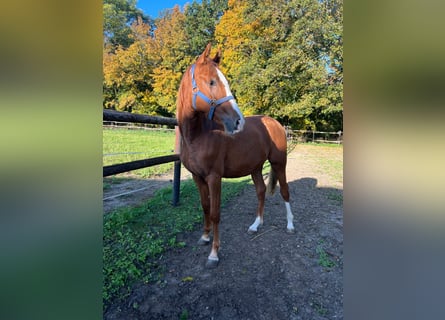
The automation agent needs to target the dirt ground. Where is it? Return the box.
[104,145,343,319]
[103,168,193,214]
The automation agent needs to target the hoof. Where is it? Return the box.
[286,227,296,234]
[197,238,210,246]
[205,258,219,269]
[247,228,258,235]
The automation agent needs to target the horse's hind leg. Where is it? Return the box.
[248,167,266,234]
[272,163,295,233]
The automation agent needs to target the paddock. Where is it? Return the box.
[104,142,343,319]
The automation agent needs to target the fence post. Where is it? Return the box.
[172,126,181,206]
[337,130,343,144]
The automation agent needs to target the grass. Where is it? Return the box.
[316,241,336,269]
[103,128,176,178]
[103,175,251,306]
[294,143,343,185]
[327,191,343,203]
[180,309,189,320]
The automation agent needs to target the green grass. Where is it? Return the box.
[327,191,343,203]
[103,175,251,306]
[103,128,176,178]
[316,241,336,269]
[180,309,189,320]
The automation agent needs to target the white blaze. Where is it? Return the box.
[216,68,245,132]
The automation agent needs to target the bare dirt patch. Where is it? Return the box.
[103,171,192,214]
[104,144,343,319]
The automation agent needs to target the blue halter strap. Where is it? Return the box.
[190,64,234,120]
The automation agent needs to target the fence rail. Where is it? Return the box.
[103,109,178,126]
[103,154,180,177]
[103,120,176,131]
[103,109,181,206]
[286,128,343,144]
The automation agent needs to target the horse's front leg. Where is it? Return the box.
[205,174,222,268]
[248,168,266,234]
[193,174,211,245]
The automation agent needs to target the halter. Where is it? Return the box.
[190,64,235,120]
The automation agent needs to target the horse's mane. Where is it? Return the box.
[176,64,196,128]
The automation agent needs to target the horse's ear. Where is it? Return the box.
[197,43,212,64]
[212,49,222,65]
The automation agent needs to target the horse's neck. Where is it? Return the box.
[179,112,207,145]
[179,111,222,146]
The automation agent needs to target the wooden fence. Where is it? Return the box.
[103,109,181,206]
[286,128,343,144]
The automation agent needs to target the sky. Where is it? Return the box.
[136,0,199,18]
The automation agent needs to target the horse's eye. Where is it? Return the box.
[209,79,216,86]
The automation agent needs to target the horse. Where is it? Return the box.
[176,43,295,268]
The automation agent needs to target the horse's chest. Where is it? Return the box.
[181,144,224,177]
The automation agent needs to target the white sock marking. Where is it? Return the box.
[209,248,219,261]
[285,202,295,231]
[248,216,262,232]
[200,235,210,242]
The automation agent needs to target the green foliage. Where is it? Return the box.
[102,0,343,131]
[216,0,343,131]
[185,0,228,57]
[103,0,151,49]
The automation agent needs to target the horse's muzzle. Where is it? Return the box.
[234,117,245,134]
[222,114,245,135]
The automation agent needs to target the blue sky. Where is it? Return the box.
[137,0,199,18]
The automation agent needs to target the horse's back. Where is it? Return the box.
[243,115,287,152]
[223,115,287,177]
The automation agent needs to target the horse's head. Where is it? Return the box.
[180,43,245,135]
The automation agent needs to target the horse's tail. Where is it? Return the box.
[266,167,278,195]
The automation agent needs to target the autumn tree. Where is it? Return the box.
[103,17,156,114]
[214,0,255,113]
[149,6,193,116]
[102,0,343,130]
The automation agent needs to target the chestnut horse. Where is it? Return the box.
[176,44,295,268]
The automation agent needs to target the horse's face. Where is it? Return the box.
[191,44,245,134]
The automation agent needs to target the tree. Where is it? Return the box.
[103,0,150,50]
[185,0,228,57]
[216,0,343,130]
[101,0,343,130]
[103,17,156,114]
[150,6,193,115]
[214,0,256,113]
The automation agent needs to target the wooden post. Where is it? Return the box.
[172,126,181,206]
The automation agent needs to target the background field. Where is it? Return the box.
[103,128,176,178]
